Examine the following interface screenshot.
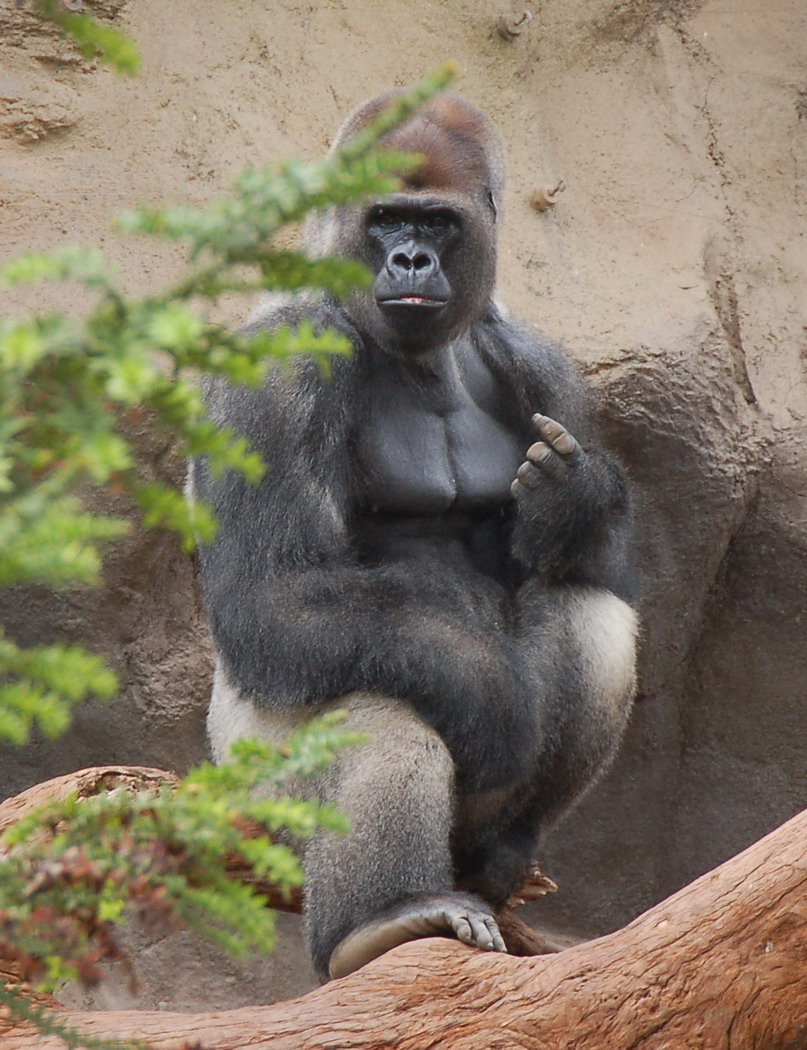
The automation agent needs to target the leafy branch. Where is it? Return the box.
[31,0,141,75]
[0,714,361,990]
[0,61,457,744]
[0,717,363,1050]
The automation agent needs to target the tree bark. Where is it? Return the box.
[1,769,806,1050]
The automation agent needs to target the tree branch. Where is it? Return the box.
[2,768,806,1049]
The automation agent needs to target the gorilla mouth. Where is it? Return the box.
[378,296,447,308]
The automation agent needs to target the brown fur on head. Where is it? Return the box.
[331,91,504,215]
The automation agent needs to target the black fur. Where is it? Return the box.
[193,301,633,795]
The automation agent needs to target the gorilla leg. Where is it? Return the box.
[455,586,638,906]
[208,672,505,981]
[304,692,504,980]
[531,587,639,828]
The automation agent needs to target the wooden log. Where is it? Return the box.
[0,766,180,841]
[2,769,806,1049]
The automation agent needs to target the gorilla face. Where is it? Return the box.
[370,200,456,310]
[368,196,457,348]
[344,191,496,358]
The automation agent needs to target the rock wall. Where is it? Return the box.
[1,0,805,1009]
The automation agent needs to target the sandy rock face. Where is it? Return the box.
[1,0,805,1008]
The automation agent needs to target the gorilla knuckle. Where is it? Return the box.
[526,441,556,465]
[516,460,541,486]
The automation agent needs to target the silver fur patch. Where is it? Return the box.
[569,589,638,718]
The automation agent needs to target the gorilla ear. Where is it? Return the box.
[486,188,498,222]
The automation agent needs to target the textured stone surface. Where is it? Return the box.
[1,0,805,1008]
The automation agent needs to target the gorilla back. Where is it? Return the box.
[191,91,638,981]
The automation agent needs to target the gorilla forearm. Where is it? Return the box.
[205,563,539,791]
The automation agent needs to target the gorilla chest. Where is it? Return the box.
[355,385,522,516]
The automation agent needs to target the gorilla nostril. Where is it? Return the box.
[390,251,434,274]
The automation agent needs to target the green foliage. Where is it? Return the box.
[0,715,363,1048]
[32,0,140,75]
[0,637,117,746]
[0,714,360,987]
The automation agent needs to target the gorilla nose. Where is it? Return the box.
[389,248,436,276]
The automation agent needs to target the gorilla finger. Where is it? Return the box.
[466,915,496,950]
[516,461,542,489]
[451,916,475,946]
[525,443,567,482]
[450,909,499,950]
[532,414,582,462]
[485,917,507,953]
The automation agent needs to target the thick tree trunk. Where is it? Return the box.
[1,769,806,1050]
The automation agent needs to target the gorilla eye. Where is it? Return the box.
[374,209,402,228]
[424,214,450,230]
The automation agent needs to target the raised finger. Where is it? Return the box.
[532,414,581,461]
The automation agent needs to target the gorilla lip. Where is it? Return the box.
[378,296,447,307]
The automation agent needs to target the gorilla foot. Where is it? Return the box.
[328,892,507,979]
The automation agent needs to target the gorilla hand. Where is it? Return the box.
[510,414,614,579]
[328,892,507,979]
[510,414,583,496]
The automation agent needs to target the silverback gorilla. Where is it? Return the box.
[191,92,638,981]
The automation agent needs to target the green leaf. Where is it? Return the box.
[133,482,218,550]
[0,322,46,370]
[0,246,110,289]
[146,303,205,351]
[101,352,158,403]
[33,0,140,76]
[0,635,118,745]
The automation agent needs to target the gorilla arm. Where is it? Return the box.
[475,311,636,599]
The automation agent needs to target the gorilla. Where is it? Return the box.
[191,92,638,982]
